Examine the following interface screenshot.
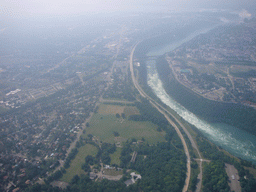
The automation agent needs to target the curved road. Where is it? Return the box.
[130,42,203,192]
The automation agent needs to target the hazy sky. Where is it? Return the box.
[2,0,255,18]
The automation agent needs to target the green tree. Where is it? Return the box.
[116,113,120,118]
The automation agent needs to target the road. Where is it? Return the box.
[129,42,202,192]
[52,27,125,176]
[167,112,203,192]
[227,67,235,90]
[130,151,137,163]
[52,109,97,174]
[101,98,134,105]
[169,112,203,192]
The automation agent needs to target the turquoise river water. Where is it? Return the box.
[145,29,256,164]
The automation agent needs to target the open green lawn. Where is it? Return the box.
[97,104,139,117]
[103,169,123,176]
[123,106,140,117]
[98,104,125,114]
[61,144,98,183]
[83,113,165,144]
[61,104,166,182]
[110,147,121,166]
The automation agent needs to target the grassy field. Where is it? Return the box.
[103,169,123,176]
[61,104,165,182]
[98,104,139,117]
[110,147,122,166]
[98,104,125,114]
[83,113,165,144]
[61,144,98,183]
[123,106,140,117]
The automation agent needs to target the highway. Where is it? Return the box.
[129,42,203,192]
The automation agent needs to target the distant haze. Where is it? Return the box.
[2,0,256,18]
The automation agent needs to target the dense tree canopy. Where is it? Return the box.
[202,161,230,192]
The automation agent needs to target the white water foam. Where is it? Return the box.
[147,60,256,163]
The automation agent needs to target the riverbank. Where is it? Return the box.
[156,56,256,136]
[132,24,256,164]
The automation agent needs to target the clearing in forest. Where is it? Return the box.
[84,104,165,144]
[98,104,125,114]
[60,144,98,183]
[98,104,140,117]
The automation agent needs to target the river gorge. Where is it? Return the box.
[141,24,256,164]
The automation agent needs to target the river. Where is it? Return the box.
[145,28,256,164]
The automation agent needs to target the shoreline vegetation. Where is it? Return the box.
[155,56,256,136]
[133,25,256,191]
[134,27,256,136]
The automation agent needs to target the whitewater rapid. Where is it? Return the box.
[146,59,256,163]
[141,22,256,163]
